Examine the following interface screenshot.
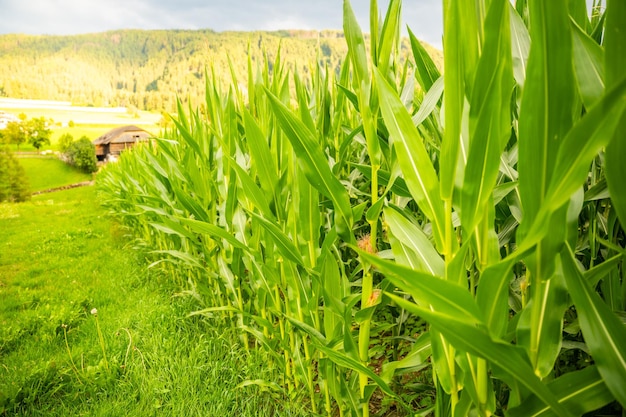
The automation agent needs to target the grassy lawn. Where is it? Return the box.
[18,157,93,193]
[0,186,308,416]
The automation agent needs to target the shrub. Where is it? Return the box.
[57,133,74,153]
[0,148,30,202]
[66,137,97,173]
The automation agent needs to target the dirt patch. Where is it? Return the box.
[31,181,95,195]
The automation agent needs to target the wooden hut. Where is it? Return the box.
[93,125,151,161]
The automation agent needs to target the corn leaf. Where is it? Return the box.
[510,4,530,88]
[439,0,465,201]
[506,366,615,417]
[411,76,443,127]
[357,247,573,416]
[375,69,445,250]
[519,76,626,247]
[384,205,444,276]
[604,0,626,230]
[476,257,517,337]
[409,28,440,92]
[264,87,354,242]
[343,0,369,86]
[231,160,274,220]
[376,0,401,77]
[571,18,605,108]
[461,0,513,235]
[243,108,279,196]
[248,210,304,268]
[178,217,251,253]
[518,0,576,240]
[516,266,569,378]
[542,76,626,215]
[561,244,626,408]
[313,342,396,398]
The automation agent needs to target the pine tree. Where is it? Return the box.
[0,147,30,202]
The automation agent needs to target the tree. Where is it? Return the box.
[0,147,30,202]
[57,133,74,153]
[66,136,97,173]
[25,117,51,151]
[2,121,27,151]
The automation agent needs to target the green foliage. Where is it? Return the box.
[66,136,97,173]
[0,147,30,202]
[0,30,441,113]
[1,116,53,152]
[25,116,52,150]
[57,132,74,153]
[1,121,27,150]
[97,1,626,416]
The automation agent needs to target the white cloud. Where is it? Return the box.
[0,0,443,47]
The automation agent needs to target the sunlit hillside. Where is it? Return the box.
[0,29,442,112]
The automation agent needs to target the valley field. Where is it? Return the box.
[0,98,162,152]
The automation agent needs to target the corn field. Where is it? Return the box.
[97,0,626,415]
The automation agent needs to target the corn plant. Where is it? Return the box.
[360,0,626,415]
[98,0,626,415]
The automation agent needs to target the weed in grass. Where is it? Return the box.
[90,308,110,372]
[60,324,83,384]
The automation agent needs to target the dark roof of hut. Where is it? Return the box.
[93,125,151,146]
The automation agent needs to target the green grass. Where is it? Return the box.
[17,157,93,193]
[0,186,309,416]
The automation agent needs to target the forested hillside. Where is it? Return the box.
[0,29,441,112]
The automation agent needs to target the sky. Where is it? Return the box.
[0,0,444,49]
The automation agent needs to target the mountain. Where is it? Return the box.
[0,29,441,112]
